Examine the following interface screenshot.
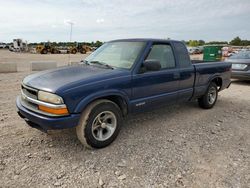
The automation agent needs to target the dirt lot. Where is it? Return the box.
[0,50,249,187]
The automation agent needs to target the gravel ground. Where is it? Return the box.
[0,50,250,187]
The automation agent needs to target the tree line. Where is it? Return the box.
[4,37,250,47]
[186,37,250,47]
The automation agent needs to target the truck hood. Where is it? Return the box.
[23,65,129,93]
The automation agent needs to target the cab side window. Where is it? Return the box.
[173,42,191,68]
[146,44,175,69]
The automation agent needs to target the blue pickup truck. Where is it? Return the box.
[17,39,231,148]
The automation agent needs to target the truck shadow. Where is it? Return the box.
[42,96,237,157]
[44,101,199,148]
[16,94,247,179]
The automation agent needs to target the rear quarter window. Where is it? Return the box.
[146,44,176,69]
[173,42,191,68]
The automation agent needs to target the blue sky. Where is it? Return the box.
[0,0,250,43]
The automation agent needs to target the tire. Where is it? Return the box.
[80,49,86,54]
[76,99,122,149]
[198,82,218,109]
[71,49,77,54]
[41,49,47,54]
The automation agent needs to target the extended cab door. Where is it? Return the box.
[131,42,180,112]
[173,42,195,102]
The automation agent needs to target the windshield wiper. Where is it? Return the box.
[89,61,114,69]
[80,60,90,65]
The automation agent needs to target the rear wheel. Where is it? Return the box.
[71,49,77,54]
[80,49,86,54]
[76,100,122,149]
[198,82,218,109]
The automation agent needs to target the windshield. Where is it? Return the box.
[85,41,146,69]
[229,51,250,59]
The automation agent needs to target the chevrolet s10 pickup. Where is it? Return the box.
[17,39,231,148]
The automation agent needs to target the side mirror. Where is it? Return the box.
[141,59,161,72]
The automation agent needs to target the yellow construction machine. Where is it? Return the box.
[36,42,92,54]
[36,43,60,54]
[68,44,92,54]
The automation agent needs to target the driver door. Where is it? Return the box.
[131,43,180,112]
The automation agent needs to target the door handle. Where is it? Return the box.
[173,73,180,79]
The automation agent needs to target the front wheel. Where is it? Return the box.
[198,82,218,109]
[41,49,48,54]
[76,100,122,149]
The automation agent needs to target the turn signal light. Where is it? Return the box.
[38,105,69,115]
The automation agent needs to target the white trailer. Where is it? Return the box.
[10,39,28,52]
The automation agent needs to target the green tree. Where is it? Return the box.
[206,41,228,45]
[230,36,242,46]
[189,40,199,47]
[95,40,103,47]
[241,40,250,46]
[198,40,205,46]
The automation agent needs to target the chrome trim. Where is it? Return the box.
[19,96,66,117]
[22,83,38,92]
[21,90,67,109]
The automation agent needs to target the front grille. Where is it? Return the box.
[21,84,38,99]
[20,84,66,117]
[20,96,38,111]
[21,84,39,113]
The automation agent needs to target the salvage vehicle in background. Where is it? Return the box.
[16,38,232,149]
[188,47,203,55]
[225,51,250,80]
[8,39,28,52]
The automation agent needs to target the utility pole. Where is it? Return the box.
[68,21,74,65]
[65,20,74,65]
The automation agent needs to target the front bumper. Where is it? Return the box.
[231,70,250,80]
[16,96,80,132]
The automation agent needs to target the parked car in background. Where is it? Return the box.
[225,51,250,80]
[187,47,203,55]
[222,46,233,57]
[0,42,6,49]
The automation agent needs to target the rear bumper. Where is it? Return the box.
[231,70,250,80]
[16,96,80,132]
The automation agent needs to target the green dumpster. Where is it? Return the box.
[203,45,223,61]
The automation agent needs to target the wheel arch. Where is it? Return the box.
[210,76,223,90]
[74,90,129,116]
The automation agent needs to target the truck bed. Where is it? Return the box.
[191,61,231,98]
[191,60,220,64]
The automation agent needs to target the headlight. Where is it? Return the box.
[38,91,64,104]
